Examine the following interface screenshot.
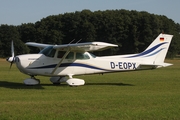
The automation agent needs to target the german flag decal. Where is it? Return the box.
[160,37,164,41]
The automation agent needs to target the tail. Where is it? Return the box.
[127,33,173,67]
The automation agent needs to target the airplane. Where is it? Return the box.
[6,33,173,86]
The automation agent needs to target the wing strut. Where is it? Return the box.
[51,49,70,74]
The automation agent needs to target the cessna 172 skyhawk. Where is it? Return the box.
[7,33,173,86]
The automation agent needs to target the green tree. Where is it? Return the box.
[0,25,29,57]
[1,9,180,58]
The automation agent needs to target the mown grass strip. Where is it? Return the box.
[0,59,180,119]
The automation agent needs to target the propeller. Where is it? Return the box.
[6,41,15,69]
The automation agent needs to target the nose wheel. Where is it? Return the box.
[23,76,40,85]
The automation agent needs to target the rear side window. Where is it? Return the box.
[66,52,74,59]
[76,53,90,59]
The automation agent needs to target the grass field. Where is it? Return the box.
[0,59,180,120]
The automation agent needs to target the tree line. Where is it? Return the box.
[0,9,180,58]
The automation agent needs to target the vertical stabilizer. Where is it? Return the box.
[144,33,173,64]
[125,33,173,66]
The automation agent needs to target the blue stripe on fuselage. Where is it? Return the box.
[28,63,108,71]
[126,42,167,58]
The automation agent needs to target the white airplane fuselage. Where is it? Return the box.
[15,53,142,77]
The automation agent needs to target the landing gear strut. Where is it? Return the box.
[50,76,67,84]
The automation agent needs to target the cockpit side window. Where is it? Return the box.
[57,51,74,59]
[57,51,91,60]
[39,46,56,57]
[57,51,66,58]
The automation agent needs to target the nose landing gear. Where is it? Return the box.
[23,76,40,85]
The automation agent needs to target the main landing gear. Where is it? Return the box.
[23,76,40,85]
[50,76,67,84]
[50,76,85,86]
[23,76,85,86]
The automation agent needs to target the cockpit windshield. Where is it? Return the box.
[39,46,56,57]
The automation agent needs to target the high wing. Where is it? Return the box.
[26,42,118,52]
[25,42,53,50]
[53,42,118,52]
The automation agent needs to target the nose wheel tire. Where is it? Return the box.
[23,77,40,85]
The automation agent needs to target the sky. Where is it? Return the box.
[0,0,180,25]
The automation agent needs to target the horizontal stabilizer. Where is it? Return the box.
[139,63,173,69]
[156,63,173,68]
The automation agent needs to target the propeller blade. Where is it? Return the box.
[10,61,13,69]
[8,57,15,70]
[11,41,14,57]
[7,40,15,69]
